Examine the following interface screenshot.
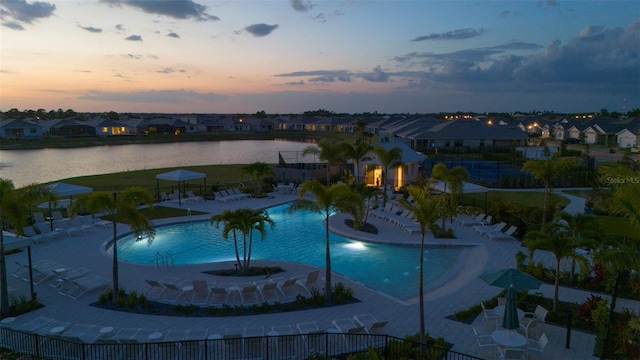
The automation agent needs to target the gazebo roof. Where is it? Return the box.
[156,169,206,182]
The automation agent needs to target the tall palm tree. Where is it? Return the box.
[303,139,346,185]
[288,180,355,302]
[523,222,590,312]
[554,211,598,283]
[211,209,243,272]
[241,162,274,194]
[340,142,372,184]
[373,145,403,206]
[71,187,155,299]
[431,163,469,230]
[0,180,55,316]
[521,153,576,229]
[399,183,445,343]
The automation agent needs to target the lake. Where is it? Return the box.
[0,140,314,187]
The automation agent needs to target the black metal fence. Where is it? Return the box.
[0,327,483,360]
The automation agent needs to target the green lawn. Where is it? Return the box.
[56,164,248,192]
[465,190,571,209]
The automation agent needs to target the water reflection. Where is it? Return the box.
[1,140,313,187]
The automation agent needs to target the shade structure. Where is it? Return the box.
[480,268,542,292]
[156,169,206,206]
[47,182,93,197]
[502,285,520,329]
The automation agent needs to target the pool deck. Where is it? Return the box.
[3,190,625,359]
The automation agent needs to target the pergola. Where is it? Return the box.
[156,169,207,206]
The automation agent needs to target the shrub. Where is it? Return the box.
[332,282,353,304]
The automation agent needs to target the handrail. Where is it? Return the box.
[165,251,174,267]
[155,251,164,268]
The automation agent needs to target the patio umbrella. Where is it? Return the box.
[480,268,542,292]
[502,285,520,329]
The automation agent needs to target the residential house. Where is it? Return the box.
[138,117,196,135]
[0,119,45,139]
[96,119,135,136]
[49,118,96,137]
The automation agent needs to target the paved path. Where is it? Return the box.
[2,189,634,359]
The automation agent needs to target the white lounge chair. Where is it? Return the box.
[296,322,326,356]
[331,318,367,352]
[240,285,261,306]
[63,274,110,300]
[473,221,507,237]
[190,280,210,306]
[210,287,229,306]
[185,190,204,203]
[259,282,283,304]
[279,278,307,302]
[486,225,518,241]
[144,279,168,301]
[243,326,264,360]
[353,313,389,335]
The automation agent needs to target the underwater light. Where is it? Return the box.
[343,241,367,251]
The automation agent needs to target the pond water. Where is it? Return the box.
[0,140,313,187]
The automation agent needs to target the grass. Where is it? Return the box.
[56,164,249,192]
[596,216,640,239]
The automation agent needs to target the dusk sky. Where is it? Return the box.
[1,0,638,114]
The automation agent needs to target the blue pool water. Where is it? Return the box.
[113,204,464,300]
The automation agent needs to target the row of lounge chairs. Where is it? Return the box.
[11,261,109,299]
[20,213,111,244]
[160,190,204,204]
[214,188,250,203]
[5,313,389,360]
[370,202,420,234]
[144,270,321,307]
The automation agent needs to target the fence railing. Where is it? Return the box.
[0,327,483,360]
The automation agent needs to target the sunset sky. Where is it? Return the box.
[1,0,638,114]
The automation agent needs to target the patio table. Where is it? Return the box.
[491,330,527,348]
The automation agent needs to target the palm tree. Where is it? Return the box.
[211,208,275,273]
[241,162,274,194]
[373,145,403,206]
[431,163,469,230]
[554,211,598,283]
[399,183,446,343]
[0,180,55,316]
[340,142,372,184]
[350,183,384,226]
[521,153,576,229]
[211,209,243,272]
[303,139,346,185]
[71,187,155,299]
[288,180,355,302]
[523,222,590,312]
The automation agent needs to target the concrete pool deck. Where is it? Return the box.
[2,191,609,359]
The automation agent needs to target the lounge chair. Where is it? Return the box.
[473,221,507,237]
[214,191,232,203]
[11,259,51,279]
[270,325,297,359]
[21,226,46,244]
[144,279,168,301]
[64,274,110,300]
[210,287,229,306]
[296,322,326,356]
[240,285,261,306]
[185,190,204,203]
[456,213,487,226]
[33,212,46,223]
[162,281,190,304]
[180,328,209,359]
[353,313,389,335]
[190,280,210,306]
[49,267,91,288]
[259,282,283,304]
[160,192,170,202]
[30,261,65,285]
[15,316,55,333]
[486,225,518,241]
[332,318,367,350]
[279,278,307,302]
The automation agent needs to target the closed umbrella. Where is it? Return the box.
[502,285,519,330]
[480,268,542,292]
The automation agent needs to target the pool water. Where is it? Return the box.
[113,204,464,300]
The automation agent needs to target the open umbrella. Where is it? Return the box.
[502,285,519,329]
[480,268,542,292]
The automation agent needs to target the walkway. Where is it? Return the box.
[2,189,631,359]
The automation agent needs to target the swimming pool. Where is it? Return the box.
[112,204,465,300]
